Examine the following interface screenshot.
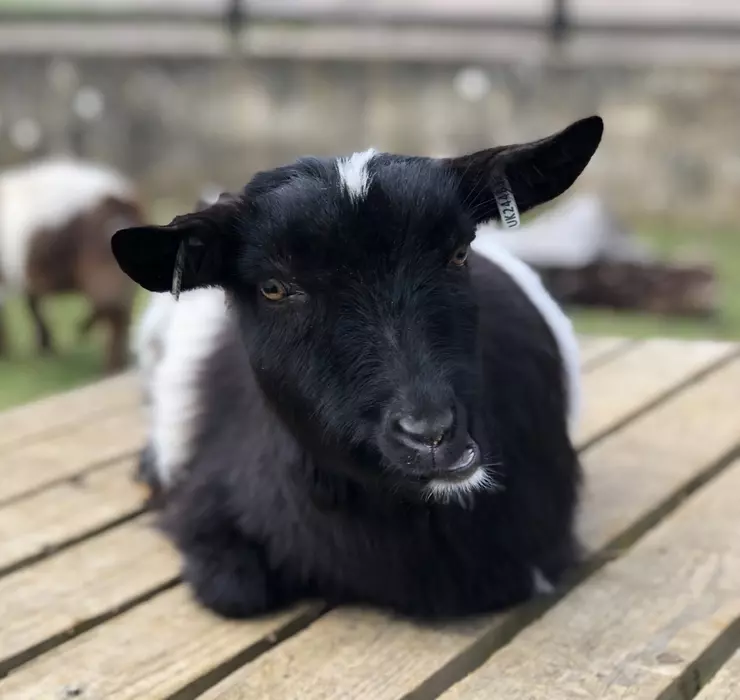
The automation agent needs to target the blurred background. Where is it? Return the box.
[0,0,738,409]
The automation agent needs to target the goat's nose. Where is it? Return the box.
[392,408,455,449]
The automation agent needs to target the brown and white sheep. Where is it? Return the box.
[0,157,146,373]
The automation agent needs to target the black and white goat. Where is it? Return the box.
[0,158,145,372]
[113,116,603,620]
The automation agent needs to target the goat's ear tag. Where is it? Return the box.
[492,176,520,229]
[171,238,188,301]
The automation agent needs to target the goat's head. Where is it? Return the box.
[113,116,602,500]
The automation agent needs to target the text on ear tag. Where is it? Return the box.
[493,176,520,229]
[171,239,188,301]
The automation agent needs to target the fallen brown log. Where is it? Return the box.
[535,260,718,318]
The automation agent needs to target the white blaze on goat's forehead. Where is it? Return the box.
[336,148,378,201]
[0,157,134,290]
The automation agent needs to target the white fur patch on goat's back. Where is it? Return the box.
[0,158,134,290]
[471,235,582,430]
[146,287,229,488]
[336,148,378,201]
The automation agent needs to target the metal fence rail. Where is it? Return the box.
[1,0,739,41]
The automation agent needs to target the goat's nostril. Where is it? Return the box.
[395,409,455,448]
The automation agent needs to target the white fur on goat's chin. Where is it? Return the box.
[0,158,134,290]
[336,148,377,201]
[138,287,228,488]
[423,466,500,507]
[471,234,582,431]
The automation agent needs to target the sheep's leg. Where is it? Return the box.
[26,294,53,355]
[82,304,131,374]
[167,487,301,619]
[101,305,131,374]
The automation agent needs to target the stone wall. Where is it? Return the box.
[0,52,738,227]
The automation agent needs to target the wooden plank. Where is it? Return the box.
[0,588,323,700]
[0,337,659,695]
[440,460,740,700]
[577,336,633,367]
[0,338,730,697]
[193,354,740,700]
[0,372,138,452]
[0,517,180,676]
[0,409,145,504]
[696,649,740,700]
[573,338,735,446]
[0,458,142,574]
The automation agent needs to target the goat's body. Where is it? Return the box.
[138,249,582,619]
[121,121,604,620]
[0,158,145,371]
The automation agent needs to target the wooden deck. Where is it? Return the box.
[1,335,739,699]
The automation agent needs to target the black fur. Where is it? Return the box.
[114,116,602,620]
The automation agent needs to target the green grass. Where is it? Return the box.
[570,225,740,340]
[0,292,149,411]
[0,295,102,411]
[0,223,738,412]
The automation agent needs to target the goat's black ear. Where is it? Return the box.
[441,116,603,226]
[111,193,240,293]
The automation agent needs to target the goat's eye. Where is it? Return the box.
[450,245,470,267]
[260,279,288,301]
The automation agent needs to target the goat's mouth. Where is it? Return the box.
[418,440,500,503]
[424,440,481,482]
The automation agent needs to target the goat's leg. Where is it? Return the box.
[166,485,302,619]
[26,294,53,355]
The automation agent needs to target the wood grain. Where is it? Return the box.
[0,587,323,700]
[573,338,735,445]
[696,649,740,700]
[0,410,145,503]
[441,460,740,700]
[0,372,138,452]
[0,458,142,574]
[195,353,740,700]
[0,336,628,695]
[0,517,179,676]
[577,355,740,555]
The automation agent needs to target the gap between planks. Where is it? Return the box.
[0,339,739,698]
[0,457,144,577]
[573,338,738,449]
[694,647,740,700]
[440,459,740,700]
[0,371,139,453]
[577,335,636,371]
[0,517,181,679]
[0,409,145,507]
